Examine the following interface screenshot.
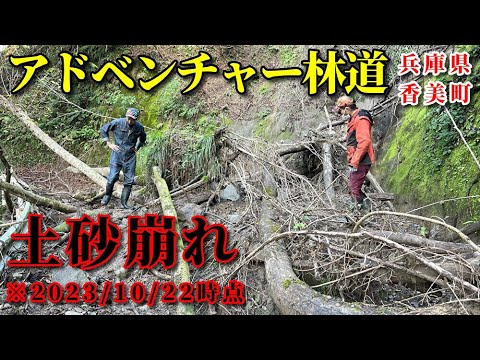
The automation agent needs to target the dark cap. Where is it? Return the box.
[126,108,140,119]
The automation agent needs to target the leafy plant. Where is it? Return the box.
[294,222,307,230]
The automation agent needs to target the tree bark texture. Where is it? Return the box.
[152,166,194,315]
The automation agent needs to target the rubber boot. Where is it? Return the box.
[120,185,133,209]
[360,197,371,211]
[101,182,114,206]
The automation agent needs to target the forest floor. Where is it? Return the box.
[2,151,480,316]
[0,160,276,315]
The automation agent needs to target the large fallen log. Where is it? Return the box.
[445,221,480,242]
[354,211,480,254]
[369,230,479,254]
[152,166,193,315]
[295,229,480,291]
[367,229,480,287]
[252,168,395,314]
[257,200,396,314]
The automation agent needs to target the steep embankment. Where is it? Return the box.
[375,45,480,232]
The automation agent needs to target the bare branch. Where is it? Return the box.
[353,210,480,253]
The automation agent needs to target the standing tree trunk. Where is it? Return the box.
[0,145,14,213]
[322,141,335,204]
[322,106,336,206]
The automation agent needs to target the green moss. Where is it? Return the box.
[278,45,300,67]
[282,278,306,289]
[278,130,294,141]
[377,105,431,203]
[377,53,480,223]
[283,279,293,289]
[221,116,235,127]
[254,118,267,138]
[257,82,270,96]
[254,111,275,140]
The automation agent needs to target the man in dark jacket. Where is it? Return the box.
[333,96,374,210]
[100,108,147,209]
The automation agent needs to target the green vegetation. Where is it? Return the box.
[140,114,226,191]
[1,44,478,227]
[377,45,480,223]
[283,278,306,289]
[0,45,130,166]
[268,45,301,67]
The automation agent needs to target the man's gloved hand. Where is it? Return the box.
[107,141,120,152]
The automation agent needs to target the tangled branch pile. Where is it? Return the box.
[212,128,480,314]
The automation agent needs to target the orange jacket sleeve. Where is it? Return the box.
[350,118,372,168]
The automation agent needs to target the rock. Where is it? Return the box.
[227,214,242,224]
[51,266,89,287]
[220,184,240,201]
[177,202,204,223]
[64,310,84,315]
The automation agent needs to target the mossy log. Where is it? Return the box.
[259,200,396,314]
[152,166,194,315]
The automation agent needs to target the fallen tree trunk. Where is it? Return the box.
[0,95,106,187]
[369,230,478,254]
[354,211,480,254]
[366,192,395,201]
[294,229,480,291]
[276,143,311,157]
[258,200,395,314]
[363,230,480,294]
[66,166,144,186]
[170,178,207,198]
[445,221,480,242]
[0,179,78,213]
[152,166,193,315]
[368,230,480,287]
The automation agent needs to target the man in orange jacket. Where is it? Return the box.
[333,96,374,210]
